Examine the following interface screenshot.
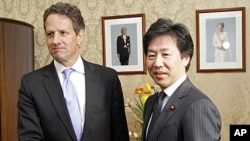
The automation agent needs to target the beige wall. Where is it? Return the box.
[1,0,249,140]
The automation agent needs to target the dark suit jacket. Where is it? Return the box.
[117,35,130,57]
[142,78,221,141]
[18,59,129,141]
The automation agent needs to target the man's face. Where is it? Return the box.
[146,35,189,89]
[121,29,127,35]
[45,14,83,67]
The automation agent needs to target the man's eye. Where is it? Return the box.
[163,53,170,57]
[147,54,155,58]
[61,31,67,35]
[47,32,54,37]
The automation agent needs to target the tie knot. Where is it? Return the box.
[62,68,74,80]
[158,91,166,100]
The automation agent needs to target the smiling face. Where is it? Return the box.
[45,14,83,67]
[146,35,190,89]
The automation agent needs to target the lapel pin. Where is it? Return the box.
[170,105,176,111]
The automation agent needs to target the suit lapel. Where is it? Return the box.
[42,62,77,141]
[81,60,100,140]
[148,78,191,141]
[142,93,158,140]
[148,92,182,141]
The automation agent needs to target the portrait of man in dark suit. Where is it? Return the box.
[116,27,131,65]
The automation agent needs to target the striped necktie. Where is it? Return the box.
[147,91,166,140]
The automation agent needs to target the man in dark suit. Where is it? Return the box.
[117,27,131,65]
[142,18,221,141]
[17,2,129,141]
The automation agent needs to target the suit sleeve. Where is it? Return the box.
[117,36,123,54]
[183,98,221,141]
[17,76,44,141]
[111,73,130,141]
[127,36,130,48]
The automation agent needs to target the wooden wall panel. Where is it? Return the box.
[0,18,34,141]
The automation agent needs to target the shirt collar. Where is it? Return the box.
[163,74,187,98]
[54,55,85,74]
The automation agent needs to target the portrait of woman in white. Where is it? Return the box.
[213,22,231,62]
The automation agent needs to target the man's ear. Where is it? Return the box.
[182,55,190,67]
[77,29,84,46]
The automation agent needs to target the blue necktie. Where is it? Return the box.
[62,68,82,141]
[147,91,166,140]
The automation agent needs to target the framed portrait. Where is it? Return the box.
[196,7,246,72]
[101,14,146,74]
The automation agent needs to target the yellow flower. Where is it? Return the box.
[145,82,151,91]
[128,83,155,141]
[134,83,152,95]
[131,83,153,121]
[134,88,144,95]
[140,94,149,104]
[129,83,154,141]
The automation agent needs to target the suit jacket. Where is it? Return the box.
[117,35,130,56]
[142,78,221,141]
[18,59,129,141]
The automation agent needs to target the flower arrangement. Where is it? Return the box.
[128,83,155,141]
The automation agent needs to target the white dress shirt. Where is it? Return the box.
[54,55,86,130]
